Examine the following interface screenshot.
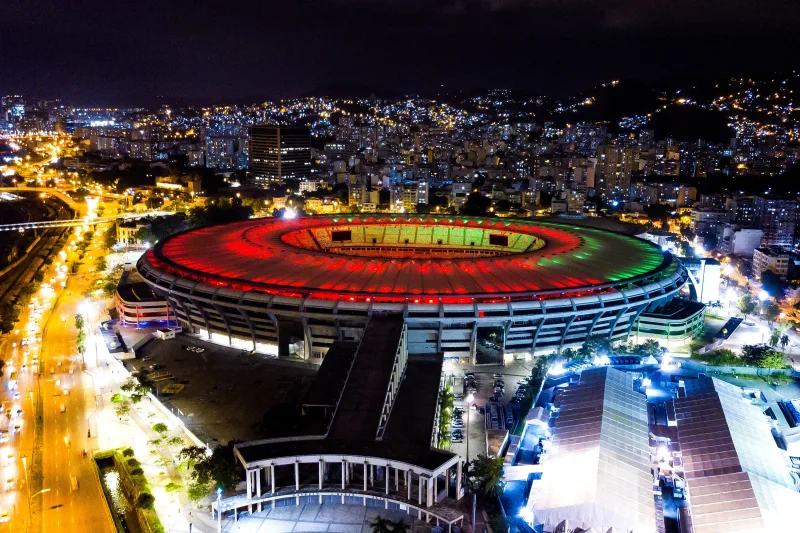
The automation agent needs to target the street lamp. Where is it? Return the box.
[26,488,51,533]
[465,393,474,464]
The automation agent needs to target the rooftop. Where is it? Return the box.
[235,316,457,473]
[146,214,668,300]
[675,377,800,533]
[526,367,657,533]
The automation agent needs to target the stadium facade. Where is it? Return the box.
[136,214,697,362]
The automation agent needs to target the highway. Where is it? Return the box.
[0,225,115,532]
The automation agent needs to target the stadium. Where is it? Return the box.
[136,214,697,363]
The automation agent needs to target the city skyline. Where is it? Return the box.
[2,0,800,105]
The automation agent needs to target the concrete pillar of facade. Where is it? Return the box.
[319,460,325,490]
[426,476,434,508]
[385,467,389,495]
[433,474,438,504]
[418,476,423,506]
[407,470,411,501]
[456,462,462,500]
[268,465,273,493]
[295,462,300,491]
[370,464,374,487]
[256,468,262,512]
[342,460,347,489]
[364,462,368,492]
[247,470,253,514]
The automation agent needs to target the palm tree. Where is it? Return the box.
[468,454,505,498]
[391,519,411,533]
[780,334,790,351]
[369,516,392,533]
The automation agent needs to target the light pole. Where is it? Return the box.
[26,488,51,533]
[465,393,474,463]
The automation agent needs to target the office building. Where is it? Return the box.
[754,196,797,248]
[250,125,312,183]
[597,145,637,199]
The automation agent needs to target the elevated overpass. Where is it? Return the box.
[0,211,174,231]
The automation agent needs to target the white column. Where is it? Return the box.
[341,460,346,489]
[319,460,324,489]
[407,470,411,501]
[247,469,253,514]
[363,462,368,491]
[270,465,276,494]
[370,464,374,486]
[456,462,462,500]
[433,474,438,503]
[295,462,300,491]
[395,467,399,492]
[256,468,262,512]
[418,476,423,505]
[385,466,389,495]
[426,476,434,507]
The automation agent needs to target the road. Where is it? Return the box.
[0,228,115,532]
[37,271,113,533]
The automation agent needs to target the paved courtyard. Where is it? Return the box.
[221,503,435,533]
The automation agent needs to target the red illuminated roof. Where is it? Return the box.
[146,215,666,300]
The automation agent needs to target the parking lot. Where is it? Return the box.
[444,359,532,461]
[129,334,317,443]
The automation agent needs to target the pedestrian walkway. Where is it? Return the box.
[219,503,430,533]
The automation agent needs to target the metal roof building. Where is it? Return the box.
[525,367,657,533]
[675,377,800,533]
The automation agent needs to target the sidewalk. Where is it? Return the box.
[93,329,220,533]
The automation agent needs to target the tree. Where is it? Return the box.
[637,339,667,358]
[179,441,242,492]
[103,226,117,250]
[167,436,184,448]
[76,330,86,355]
[178,446,208,471]
[578,335,611,358]
[488,514,509,533]
[391,519,411,533]
[136,492,155,509]
[742,345,786,370]
[152,422,169,435]
[186,482,208,503]
[761,300,781,325]
[110,393,125,404]
[75,314,85,331]
[468,454,504,498]
[460,192,491,217]
[94,255,107,272]
[780,334,790,351]
[121,379,149,403]
[769,328,781,348]
[560,348,579,362]
[115,404,131,418]
[369,516,392,533]
[737,293,758,319]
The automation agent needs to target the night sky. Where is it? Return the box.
[2,0,799,105]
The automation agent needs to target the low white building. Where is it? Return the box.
[720,224,762,257]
